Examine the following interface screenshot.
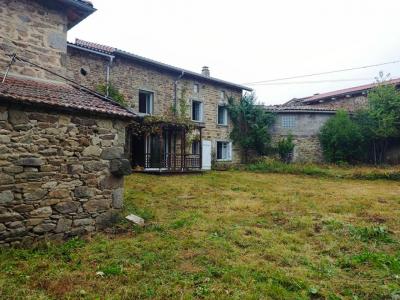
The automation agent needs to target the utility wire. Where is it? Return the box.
[243,59,400,85]
[249,78,376,86]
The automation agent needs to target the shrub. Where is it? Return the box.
[319,110,364,163]
[97,83,126,106]
[277,134,295,163]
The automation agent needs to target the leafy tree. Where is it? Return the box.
[97,83,126,106]
[228,93,275,162]
[277,133,295,163]
[319,110,364,163]
[363,83,400,163]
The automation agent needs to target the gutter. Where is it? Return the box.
[68,43,115,97]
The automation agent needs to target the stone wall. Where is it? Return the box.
[66,48,243,163]
[0,104,129,247]
[271,112,333,163]
[0,0,68,79]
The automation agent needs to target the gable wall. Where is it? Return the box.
[0,0,68,80]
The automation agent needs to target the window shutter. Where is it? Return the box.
[228,142,232,160]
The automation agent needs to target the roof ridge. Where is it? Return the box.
[301,77,400,103]
[68,38,252,91]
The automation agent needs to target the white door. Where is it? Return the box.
[202,140,212,170]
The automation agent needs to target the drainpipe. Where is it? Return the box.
[174,71,185,116]
[67,43,115,97]
[106,56,114,97]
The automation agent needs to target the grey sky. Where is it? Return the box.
[69,0,400,105]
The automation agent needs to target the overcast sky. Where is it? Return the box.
[69,0,400,105]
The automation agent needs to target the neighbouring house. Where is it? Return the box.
[0,0,135,247]
[266,78,400,163]
[66,39,252,171]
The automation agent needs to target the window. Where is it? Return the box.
[217,141,232,161]
[194,84,199,94]
[139,90,154,114]
[192,100,203,122]
[192,141,201,155]
[282,115,295,128]
[220,90,226,99]
[217,105,228,125]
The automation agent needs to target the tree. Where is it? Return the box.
[97,83,126,106]
[319,110,364,163]
[364,83,400,163]
[227,93,275,162]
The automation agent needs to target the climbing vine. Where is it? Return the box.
[130,87,197,137]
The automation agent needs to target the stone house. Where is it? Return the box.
[66,39,252,170]
[266,78,400,163]
[0,0,135,246]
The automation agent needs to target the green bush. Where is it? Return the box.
[97,83,126,106]
[277,134,295,163]
[319,110,364,163]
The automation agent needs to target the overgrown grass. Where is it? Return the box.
[245,158,400,181]
[1,171,400,299]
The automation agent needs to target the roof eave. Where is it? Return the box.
[114,50,252,92]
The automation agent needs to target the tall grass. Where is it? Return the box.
[244,158,400,181]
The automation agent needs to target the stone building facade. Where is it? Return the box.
[0,0,92,80]
[66,40,251,164]
[269,109,335,163]
[267,78,400,163]
[0,103,130,246]
[0,0,135,246]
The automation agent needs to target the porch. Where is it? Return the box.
[128,119,204,173]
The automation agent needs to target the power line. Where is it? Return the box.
[249,78,375,86]
[243,59,400,85]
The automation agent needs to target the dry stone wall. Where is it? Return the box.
[0,104,129,247]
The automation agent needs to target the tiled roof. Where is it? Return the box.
[302,78,400,103]
[69,39,252,91]
[0,76,135,119]
[75,39,115,55]
[264,105,337,113]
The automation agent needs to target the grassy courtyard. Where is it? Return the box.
[1,171,400,299]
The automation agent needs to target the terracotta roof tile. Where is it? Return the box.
[264,105,337,113]
[0,76,135,118]
[302,78,400,103]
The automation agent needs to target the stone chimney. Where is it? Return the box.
[0,0,94,81]
[202,66,210,77]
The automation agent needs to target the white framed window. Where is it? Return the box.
[282,115,295,128]
[194,84,199,94]
[139,90,154,114]
[192,141,201,155]
[217,105,228,125]
[216,141,232,161]
[192,100,203,122]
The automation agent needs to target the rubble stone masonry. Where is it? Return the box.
[67,49,244,163]
[0,104,129,247]
[0,0,68,79]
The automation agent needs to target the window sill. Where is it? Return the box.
[217,124,228,127]
[216,159,232,162]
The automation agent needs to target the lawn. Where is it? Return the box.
[1,171,400,299]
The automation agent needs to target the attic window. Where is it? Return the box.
[80,68,88,76]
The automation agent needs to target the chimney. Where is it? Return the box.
[202,66,210,77]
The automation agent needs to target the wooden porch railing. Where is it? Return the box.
[144,153,201,171]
